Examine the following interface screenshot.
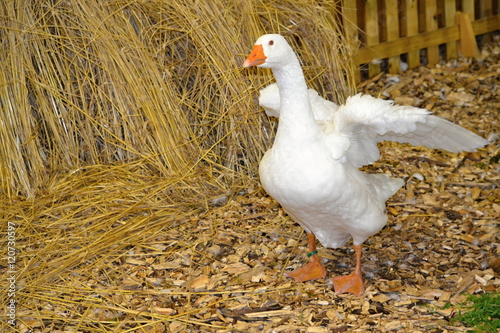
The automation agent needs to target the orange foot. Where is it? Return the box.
[286,256,327,282]
[332,273,364,296]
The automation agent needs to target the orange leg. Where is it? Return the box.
[332,244,364,296]
[286,233,327,282]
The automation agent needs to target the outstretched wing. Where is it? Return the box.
[258,85,489,167]
[327,94,489,167]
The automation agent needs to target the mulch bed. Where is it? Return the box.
[16,38,499,333]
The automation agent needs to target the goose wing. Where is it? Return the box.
[258,85,488,167]
[326,94,489,167]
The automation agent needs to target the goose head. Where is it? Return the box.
[242,34,295,69]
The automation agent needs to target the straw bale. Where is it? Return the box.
[0,0,353,198]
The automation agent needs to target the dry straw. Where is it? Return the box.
[0,0,354,331]
[0,0,355,198]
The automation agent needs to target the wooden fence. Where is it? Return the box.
[342,0,500,81]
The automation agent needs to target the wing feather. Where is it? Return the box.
[332,94,489,166]
[258,85,489,167]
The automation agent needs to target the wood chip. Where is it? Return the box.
[152,262,181,270]
[244,309,294,318]
[188,275,209,291]
[385,320,403,330]
[222,262,251,274]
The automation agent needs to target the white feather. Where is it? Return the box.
[260,85,489,167]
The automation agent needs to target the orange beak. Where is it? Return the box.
[242,44,266,67]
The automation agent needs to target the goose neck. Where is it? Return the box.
[272,63,319,144]
[272,62,308,98]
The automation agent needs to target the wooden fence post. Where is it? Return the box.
[462,0,475,17]
[444,1,458,60]
[405,0,420,69]
[342,0,361,82]
[457,12,480,57]
[366,0,381,77]
[386,0,401,73]
[425,0,440,66]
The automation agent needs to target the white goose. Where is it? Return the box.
[243,34,489,295]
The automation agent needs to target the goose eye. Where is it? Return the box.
[269,40,274,46]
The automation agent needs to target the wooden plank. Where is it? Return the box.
[457,12,480,57]
[352,15,500,65]
[425,0,440,66]
[342,1,359,50]
[462,0,475,18]
[477,0,494,43]
[365,0,381,77]
[405,0,420,69]
[444,0,457,60]
[342,0,361,82]
[478,0,494,17]
[471,15,500,35]
[385,0,401,73]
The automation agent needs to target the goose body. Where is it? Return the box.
[243,34,489,295]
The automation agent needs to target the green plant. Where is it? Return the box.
[452,292,499,332]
